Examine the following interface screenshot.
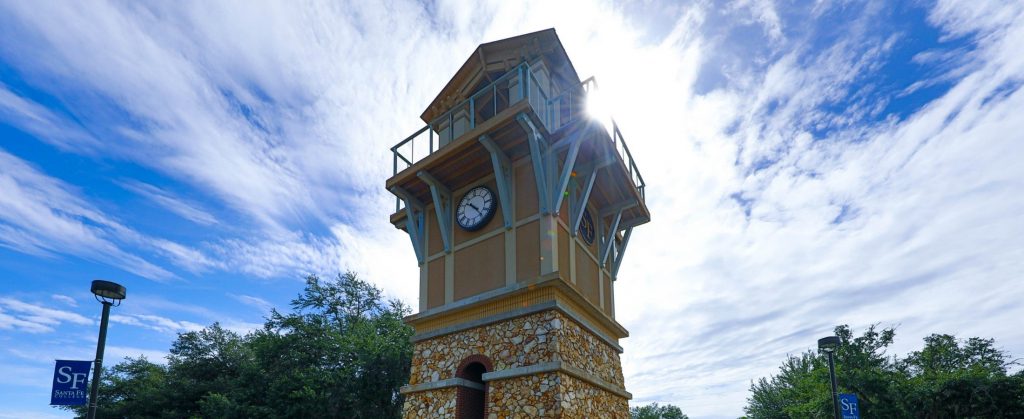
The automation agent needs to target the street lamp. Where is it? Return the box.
[87,280,126,419]
[818,336,841,419]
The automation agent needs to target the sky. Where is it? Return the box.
[1,0,1022,418]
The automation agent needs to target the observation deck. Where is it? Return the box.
[386,61,649,231]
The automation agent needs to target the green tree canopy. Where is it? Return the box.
[631,402,689,419]
[745,325,1024,418]
[61,273,412,419]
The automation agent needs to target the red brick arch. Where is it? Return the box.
[455,354,493,419]
[456,354,494,378]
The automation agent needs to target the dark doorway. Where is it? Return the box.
[456,361,488,419]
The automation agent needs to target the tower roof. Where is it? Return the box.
[420,28,581,123]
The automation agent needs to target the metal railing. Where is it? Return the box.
[546,77,646,202]
[391,62,542,177]
[390,63,645,211]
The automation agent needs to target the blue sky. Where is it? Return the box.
[1,1,1023,418]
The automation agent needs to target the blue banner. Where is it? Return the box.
[51,360,92,406]
[839,393,860,419]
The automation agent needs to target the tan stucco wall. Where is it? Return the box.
[515,162,538,220]
[516,220,540,282]
[428,258,445,309]
[427,206,443,255]
[453,233,505,300]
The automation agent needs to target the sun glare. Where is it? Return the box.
[585,88,615,131]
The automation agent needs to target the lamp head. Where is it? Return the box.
[818,335,841,353]
[91,280,126,305]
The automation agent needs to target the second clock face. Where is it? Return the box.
[457,186,497,231]
[579,209,596,245]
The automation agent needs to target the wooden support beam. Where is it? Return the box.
[570,168,598,237]
[612,227,633,278]
[479,135,513,229]
[417,170,453,253]
[517,113,550,214]
[600,210,623,265]
[389,186,426,264]
[551,129,584,215]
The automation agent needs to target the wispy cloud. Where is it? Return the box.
[50,294,77,307]
[110,313,204,335]
[229,294,274,314]
[119,181,218,226]
[0,83,101,151]
[0,149,195,281]
[0,297,91,333]
[105,346,169,365]
[613,1,1024,415]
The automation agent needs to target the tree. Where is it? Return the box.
[60,272,413,419]
[63,356,170,419]
[898,335,1024,417]
[249,272,413,418]
[164,323,254,418]
[744,325,1024,418]
[631,402,689,419]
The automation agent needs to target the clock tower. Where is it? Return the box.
[387,29,649,418]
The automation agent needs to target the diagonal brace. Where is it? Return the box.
[611,227,633,278]
[550,129,585,215]
[389,186,426,264]
[570,168,598,237]
[479,135,513,229]
[517,113,550,214]
[417,170,453,253]
[599,210,623,265]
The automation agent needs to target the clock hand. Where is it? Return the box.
[469,203,481,212]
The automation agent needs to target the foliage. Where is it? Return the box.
[745,325,1024,418]
[60,273,413,419]
[631,402,689,419]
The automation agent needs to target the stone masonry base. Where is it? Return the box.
[400,309,630,418]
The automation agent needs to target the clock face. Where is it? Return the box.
[456,186,497,231]
[579,209,596,245]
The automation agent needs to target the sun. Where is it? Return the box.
[585,86,615,132]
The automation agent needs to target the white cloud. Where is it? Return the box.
[105,345,169,365]
[0,150,196,281]
[119,181,218,226]
[730,0,785,42]
[0,83,102,151]
[49,294,77,307]
[220,320,265,336]
[110,313,204,335]
[612,2,1024,416]
[0,297,91,333]
[229,294,274,314]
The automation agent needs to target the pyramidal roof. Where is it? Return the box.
[420,28,581,123]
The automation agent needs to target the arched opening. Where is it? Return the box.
[456,355,492,419]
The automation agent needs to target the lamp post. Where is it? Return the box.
[818,336,842,419]
[87,280,126,419]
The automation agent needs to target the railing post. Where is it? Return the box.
[430,127,434,153]
[524,65,531,104]
[518,65,525,103]
[470,97,476,128]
